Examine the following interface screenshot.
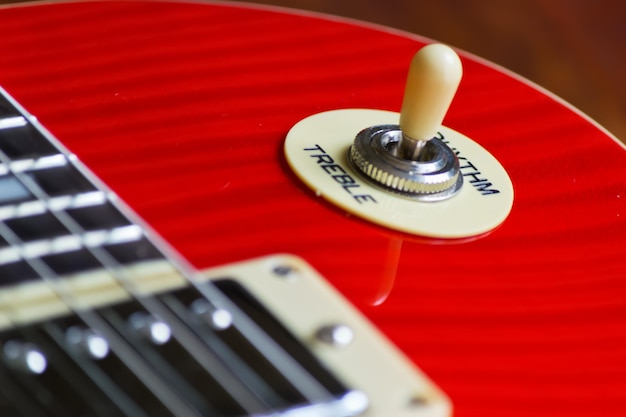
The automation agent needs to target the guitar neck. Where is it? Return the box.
[0,85,449,417]
[0,87,350,416]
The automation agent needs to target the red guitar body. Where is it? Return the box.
[1,1,625,416]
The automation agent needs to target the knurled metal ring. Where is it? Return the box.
[348,124,463,202]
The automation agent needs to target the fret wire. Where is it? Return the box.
[0,140,275,412]
[0,88,336,408]
[0,222,200,417]
[9,153,68,174]
[2,164,273,415]
[0,115,28,130]
[61,157,337,402]
[0,164,206,416]
[0,199,46,221]
[0,158,265,414]
[0,225,145,266]
[0,191,107,223]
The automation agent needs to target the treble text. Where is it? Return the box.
[303,144,377,204]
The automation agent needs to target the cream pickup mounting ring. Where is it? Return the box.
[284,42,513,238]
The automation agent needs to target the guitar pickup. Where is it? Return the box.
[0,254,450,417]
[203,254,452,417]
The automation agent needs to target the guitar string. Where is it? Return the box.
[71,161,338,409]
[98,308,226,416]
[34,124,338,406]
[0,152,268,416]
[51,157,336,409]
[24,322,147,417]
[0,110,268,412]
[0,89,337,412]
[0,220,200,417]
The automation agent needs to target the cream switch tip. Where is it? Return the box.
[399,44,463,142]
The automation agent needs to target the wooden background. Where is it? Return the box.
[242,0,626,143]
[2,0,625,142]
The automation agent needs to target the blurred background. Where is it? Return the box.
[2,0,624,142]
[242,0,626,142]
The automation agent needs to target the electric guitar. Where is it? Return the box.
[0,1,624,417]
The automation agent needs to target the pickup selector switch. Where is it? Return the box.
[285,44,514,238]
[349,44,464,201]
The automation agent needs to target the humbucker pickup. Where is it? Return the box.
[0,254,450,417]
[0,86,449,417]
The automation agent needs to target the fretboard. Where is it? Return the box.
[0,88,360,417]
[0,90,162,284]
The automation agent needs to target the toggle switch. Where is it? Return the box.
[284,43,514,238]
[398,44,463,160]
[349,44,464,201]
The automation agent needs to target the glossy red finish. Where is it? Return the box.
[1,1,625,416]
